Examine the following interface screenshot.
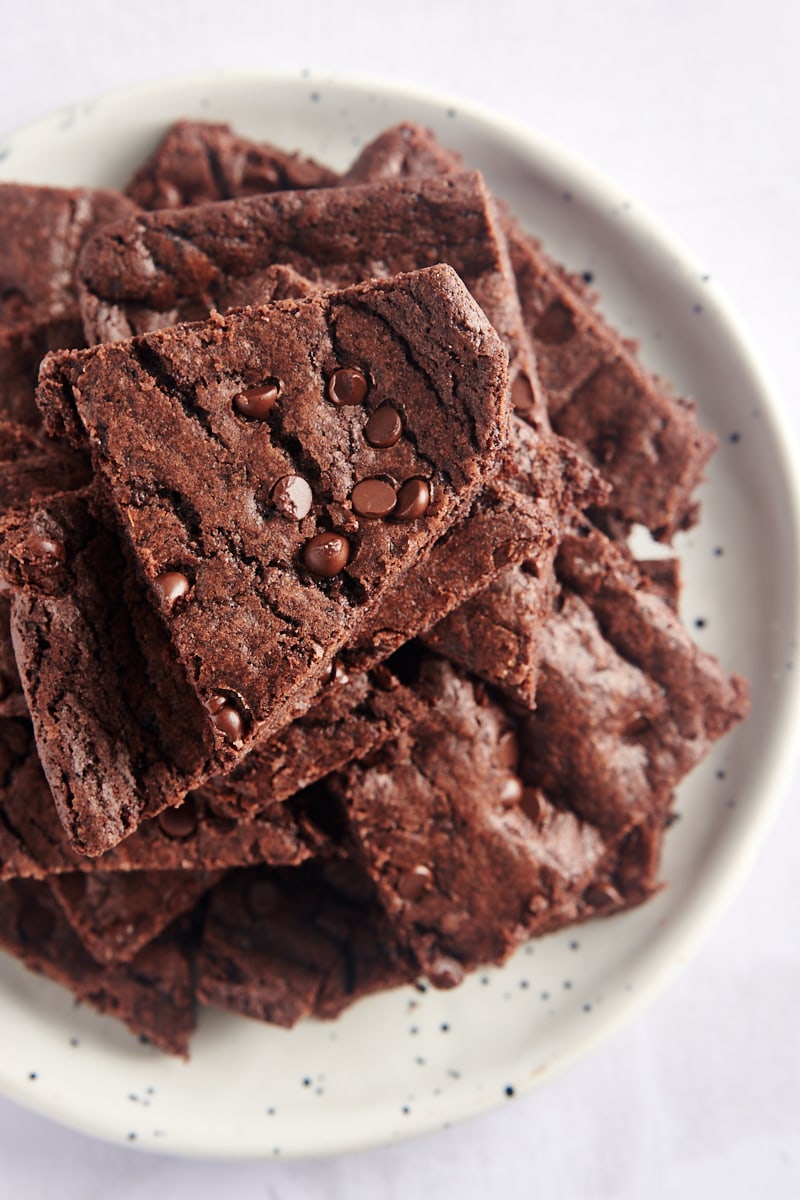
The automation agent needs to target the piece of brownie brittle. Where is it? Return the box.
[126,119,339,210]
[0,488,425,857]
[331,657,614,984]
[0,489,215,855]
[330,613,748,983]
[0,184,138,425]
[49,868,220,965]
[0,715,333,878]
[196,859,415,1027]
[75,172,531,402]
[0,879,195,1056]
[343,122,716,540]
[37,266,508,782]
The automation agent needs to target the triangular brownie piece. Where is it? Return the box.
[34,264,508,804]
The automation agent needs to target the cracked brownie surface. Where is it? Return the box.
[37,266,509,779]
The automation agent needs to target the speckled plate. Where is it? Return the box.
[0,71,798,1160]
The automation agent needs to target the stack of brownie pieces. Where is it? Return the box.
[0,119,749,1056]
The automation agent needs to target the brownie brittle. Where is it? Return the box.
[0,879,195,1056]
[49,868,220,965]
[37,267,509,786]
[126,120,338,210]
[0,184,138,425]
[344,122,715,540]
[196,859,415,1027]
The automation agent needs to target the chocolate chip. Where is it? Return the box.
[584,882,621,909]
[149,180,182,209]
[496,729,520,771]
[439,910,466,936]
[364,405,402,447]
[534,300,577,345]
[303,532,350,578]
[394,478,430,522]
[18,900,55,943]
[397,865,432,901]
[205,694,246,743]
[327,366,368,406]
[427,956,465,990]
[499,776,523,805]
[271,475,313,520]
[153,571,190,606]
[157,799,198,840]
[351,478,397,518]
[624,715,651,738]
[510,373,537,416]
[520,787,545,823]
[234,381,279,420]
[25,535,66,562]
[372,663,398,691]
[327,660,350,686]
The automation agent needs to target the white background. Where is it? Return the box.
[0,1,798,1196]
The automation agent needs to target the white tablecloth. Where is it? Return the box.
[1,1,798,1195]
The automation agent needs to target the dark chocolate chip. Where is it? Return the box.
[234,382,279,420]
[428,957,465,989]
[496,730,520,771]
[534,300,577,345]
[510,373,537,416]
[371,663,398,691]
[397,865,432,901]
[271,475,313,520]
[364,405,402,448]
[157,799,198,840]
[520,788,545,823]
[499,776,523,805]
[394,478,430,522]
[153,571,190,605]
[25,535,66,562]
[351,478,397,518]
[327,660,350,686]
[303,532,350,578]
[327,367,368,406]
[18,901,55,943]
[584,882,621,909]
[205,694,246,742]
[624,716,651,738]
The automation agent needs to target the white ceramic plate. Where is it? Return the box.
[0,71,798,1160]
